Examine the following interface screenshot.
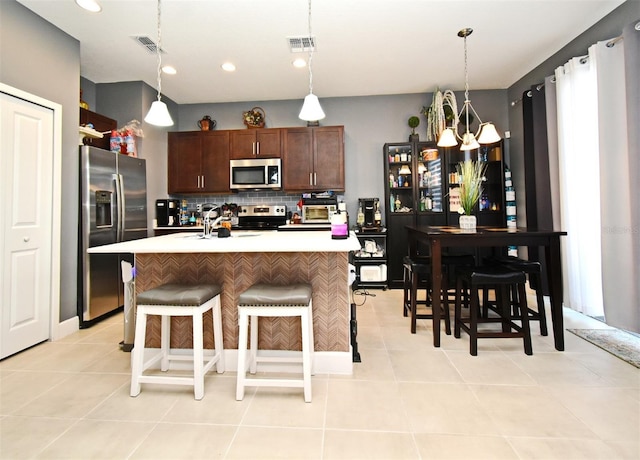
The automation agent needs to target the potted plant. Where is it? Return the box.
[423,89,458,142]
[456,159,486,230]
[408,116,420,142]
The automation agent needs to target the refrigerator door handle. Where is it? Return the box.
[114,173,126,242]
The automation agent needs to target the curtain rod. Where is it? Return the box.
[508,22,638,107]
[510,77,555,106]
[606,36,622,48]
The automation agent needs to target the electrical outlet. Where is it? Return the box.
[504,130,511,139]
[196,204,202,213]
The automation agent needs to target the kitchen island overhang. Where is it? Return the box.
[89,231,361,374]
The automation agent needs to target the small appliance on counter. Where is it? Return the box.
[155,199,180,226]
[301,195,338,224]
[357,197,382,231]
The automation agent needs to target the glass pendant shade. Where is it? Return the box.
[144,100,173,126]
[299,93,325,121]
[399,164,411,175]
[477,123,501,144]
[460,132,480,151]
[437,128,458,147]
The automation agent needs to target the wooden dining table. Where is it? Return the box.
[405,225,568,351]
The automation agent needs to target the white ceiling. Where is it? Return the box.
[18,0,625,105]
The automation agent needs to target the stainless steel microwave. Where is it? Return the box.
[230,158,281,190]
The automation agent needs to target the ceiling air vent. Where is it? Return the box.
[132,36,165,54]
[287,36,316,53]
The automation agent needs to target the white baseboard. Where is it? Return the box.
[52,316,79,341]
[137,348,354,375]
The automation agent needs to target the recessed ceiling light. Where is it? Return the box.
[293,58,307,68]
[162,65,177,75]
[75,0,102,13]
[221,62,236,72]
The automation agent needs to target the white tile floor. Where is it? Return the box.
[1,289,639,459]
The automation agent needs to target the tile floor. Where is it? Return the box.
[1,289,639,459]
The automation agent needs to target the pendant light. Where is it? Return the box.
[298,0,325,123]
[144,0,174,127]
[437,28,500,150]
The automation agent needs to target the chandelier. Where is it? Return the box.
[144,0,174,127]
[437,28,500,151]
[298,0,326,123]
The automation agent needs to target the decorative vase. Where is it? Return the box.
[459,215,477,231]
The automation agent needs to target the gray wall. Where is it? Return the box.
[175,89,508,219]
[1,0,80,322]
[506,0,639,224]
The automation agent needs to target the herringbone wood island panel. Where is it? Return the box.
[134,252,350,352]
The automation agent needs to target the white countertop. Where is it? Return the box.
[278,224,331,231]
[88,230,360,254]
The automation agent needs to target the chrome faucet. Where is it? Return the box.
[203,206,221,238]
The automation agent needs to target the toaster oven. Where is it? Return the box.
[301,204,337,224]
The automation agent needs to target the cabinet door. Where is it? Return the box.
[201,131,230,193]
[230,129,282,159]
[386,214,414,288]
[314,126,344,191]
[229,130,256,159]
[80,108,116,151]
[283,128,314,190]
[168,131,202,193]
[385,143,415,213]
[444,141,505,227]
[255,129,281,157]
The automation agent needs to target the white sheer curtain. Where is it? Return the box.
[555,55,604,317]
[554,32,637,324]
[590,38,636,331]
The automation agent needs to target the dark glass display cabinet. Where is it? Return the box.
[383,141,446,287]
[383,140,506,288]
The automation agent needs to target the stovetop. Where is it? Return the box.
[237,204,287,230]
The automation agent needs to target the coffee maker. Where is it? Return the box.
[156,199,180,226]
[358,198,381,230]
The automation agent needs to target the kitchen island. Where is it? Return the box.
[89,231,360,373]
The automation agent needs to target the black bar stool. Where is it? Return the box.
[403,254,475,335]
[454,265,533,356]
[484,256,548,336]
[402,256,446,334]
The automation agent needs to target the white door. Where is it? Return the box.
[0,91,55,359]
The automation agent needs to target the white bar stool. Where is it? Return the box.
[130,283,224,400]
[236,283,314,403]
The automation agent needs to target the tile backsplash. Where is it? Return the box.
[169,191,344,215]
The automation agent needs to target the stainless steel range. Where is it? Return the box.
[237,204,287,230]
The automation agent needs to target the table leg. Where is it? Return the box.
[545,237,565,351]
[431,239,442,347]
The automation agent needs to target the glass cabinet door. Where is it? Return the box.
[444,140,505,226]
[416,144,443,213]
[385,144,414,214]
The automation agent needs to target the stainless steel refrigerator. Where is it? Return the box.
[78,145,147,327]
